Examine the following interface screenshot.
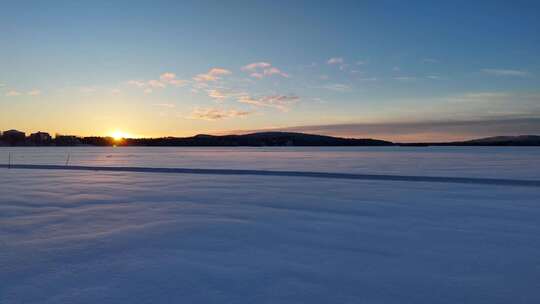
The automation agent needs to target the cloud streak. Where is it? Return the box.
[4,89,41,96]
[447,92,511,103]
[482,69,530,77]
[6,90,21,96]
[327,57,350,71]
[27,90,41,96]
[242,62,289,79]
[207,89,228,101]
[321,83,351,92]
[327,57,344,65]
[238,95,299,111]
[128,72,187,94]
[188,107,252,120]
[394,76,417,81]
[193,68,232,82]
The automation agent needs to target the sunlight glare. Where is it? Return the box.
[111,131,130,141]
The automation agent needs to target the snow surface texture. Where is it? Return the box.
[1,147,540,303]
[2,146,540,179]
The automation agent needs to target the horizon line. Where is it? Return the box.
[3,117,540,143]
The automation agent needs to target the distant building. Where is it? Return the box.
[54,135,81,146]
[29,131,52,145]
[1,129,26,145]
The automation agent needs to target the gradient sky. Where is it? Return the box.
[1,0,539,141]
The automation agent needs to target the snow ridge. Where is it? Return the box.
[2,164,539,187]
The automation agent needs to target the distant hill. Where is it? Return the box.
[456,135,540,146]
[4,131,540,146]
[121,132,394,147]
[400,135,540,146]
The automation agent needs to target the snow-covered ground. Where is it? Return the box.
[3,146,540,179]
[1,147,540,303]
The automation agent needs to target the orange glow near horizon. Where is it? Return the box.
[111,131,132,141]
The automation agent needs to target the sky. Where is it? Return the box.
[1,0,539,142]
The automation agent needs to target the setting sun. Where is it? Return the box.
[111,131,131,141]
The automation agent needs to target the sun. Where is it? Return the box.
[111,131,131,141]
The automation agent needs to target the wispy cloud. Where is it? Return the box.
[6,89,42,96]
[242,62,271,70]
[159,72,176,81]
[202,88,247,102]
[6,90,21,96]
[207,89,236,102]
[188,107,252,120]
[128,72,187,94]
[127,80,146,88]
[321,83,351,92]
[147,80,166,88]
[327,57,349,71]
[159,72,187,86]
[339,64,350,71]
[241,62,289,79]
[394,76,416,81]
[238,95,299,111]
[327,57,344,65]
[447,92,511,103]
[398,91,540,122]
[193,68,232,82]
[482,69,530,77]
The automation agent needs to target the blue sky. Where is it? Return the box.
[1,0,539,141]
